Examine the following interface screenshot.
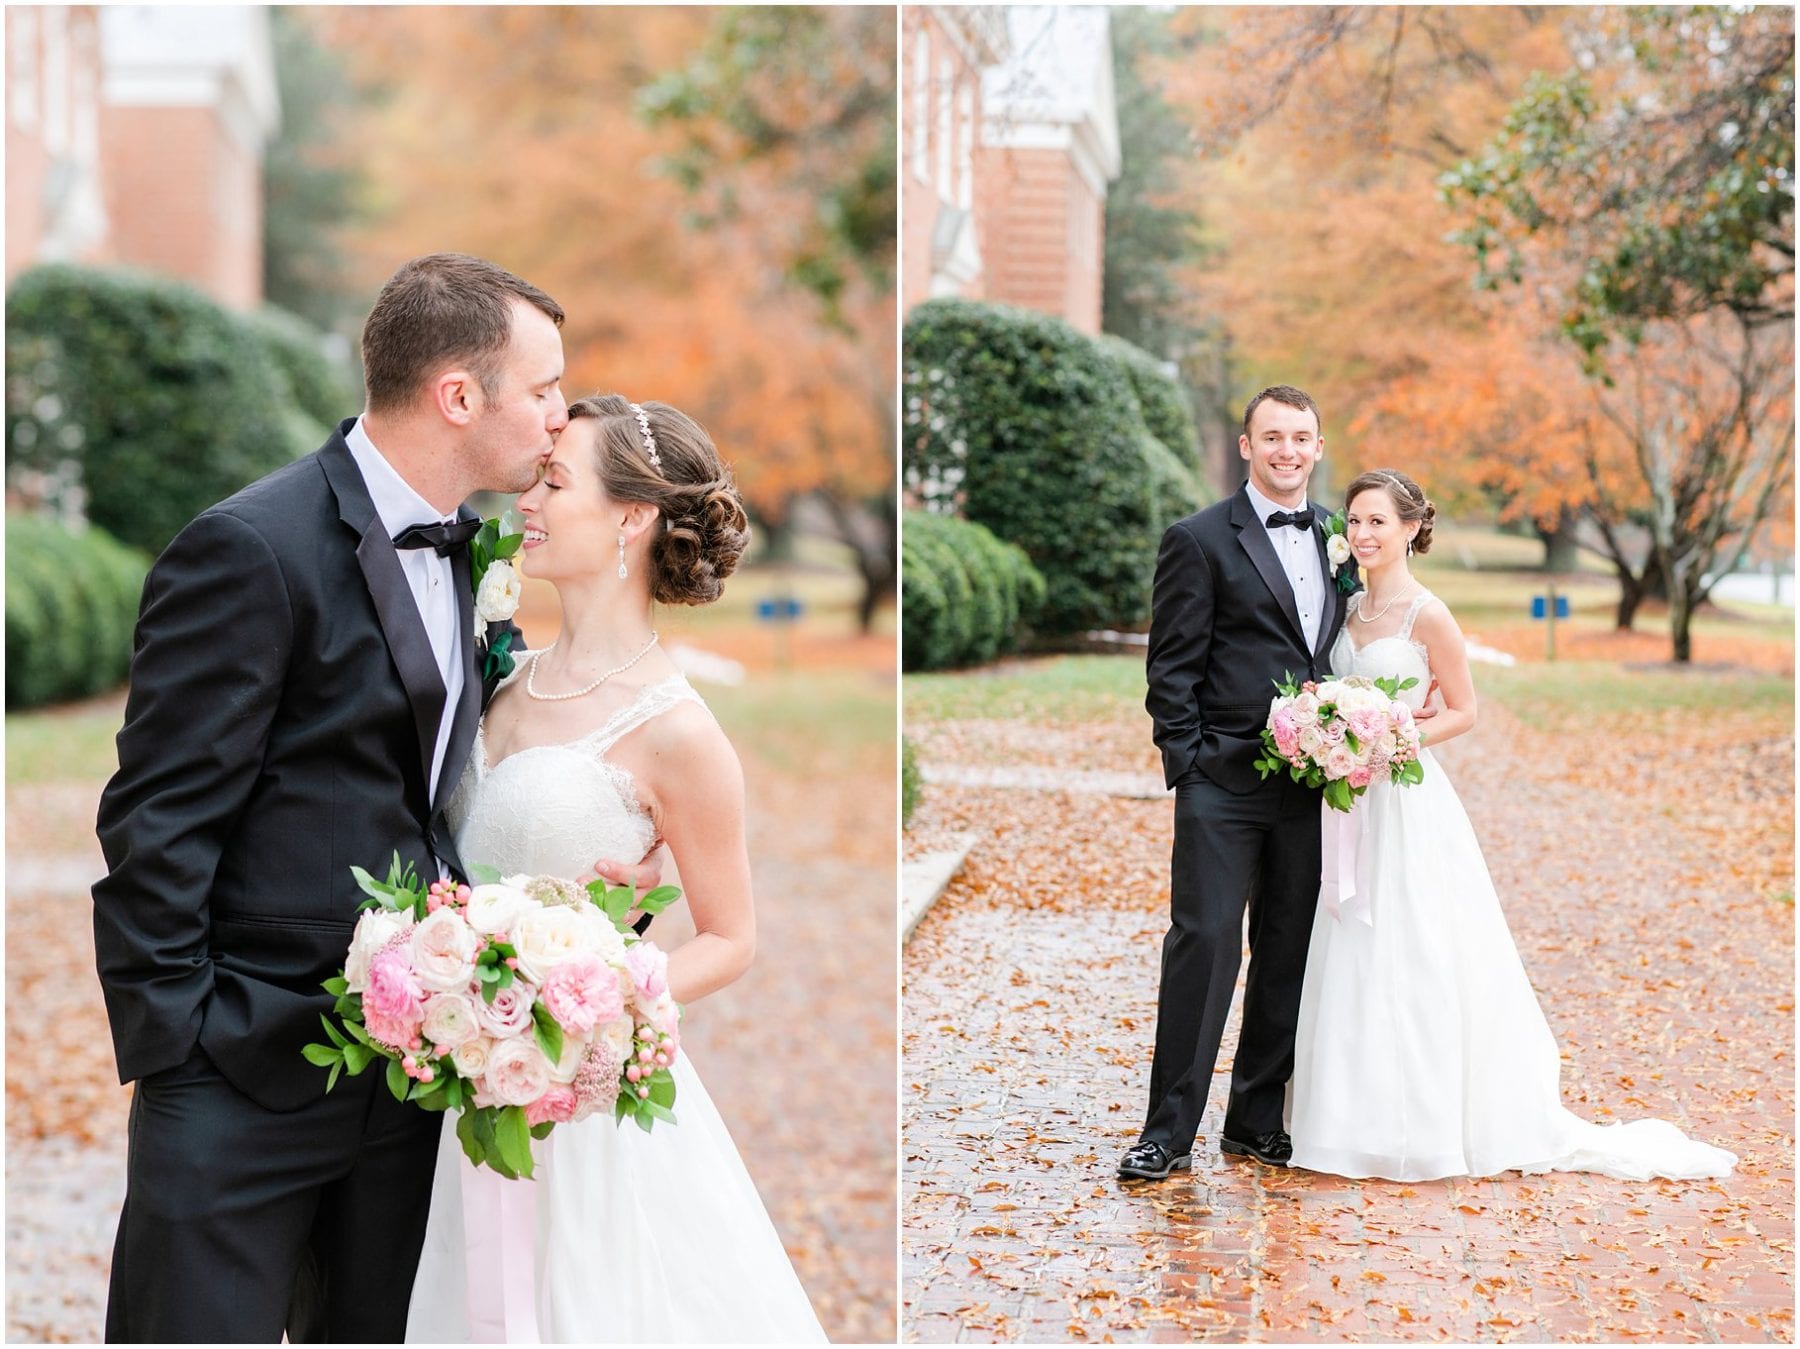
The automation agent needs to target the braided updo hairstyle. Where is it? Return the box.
[1344,468,1437,555]
[567,393,750,605]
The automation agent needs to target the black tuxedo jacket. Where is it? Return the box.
[93,420,520,1112]
[1146,485,1354,794]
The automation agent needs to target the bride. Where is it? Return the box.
[1286,468,1737,1184]
[405,394,825,1342]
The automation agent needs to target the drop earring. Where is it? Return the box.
[617,530,628,580]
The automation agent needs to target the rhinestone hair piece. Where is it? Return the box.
[629,402,662,471]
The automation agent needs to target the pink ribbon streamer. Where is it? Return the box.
[1318,798,1375,928]
[460,1153,541,1343]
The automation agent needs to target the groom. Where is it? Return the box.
[1123,385,1354,1181]
[93,254,646,1340]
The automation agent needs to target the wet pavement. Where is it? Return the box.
[903,697,1793,1343]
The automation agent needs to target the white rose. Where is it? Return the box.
[512,903,607,984]
[409,908,479,992]
[1327,533,1353,567]
[485,1036,552,1107]
[1297,726,1325,758]
[345,907,415,994]
[545,1030,585,1084]
[1315,680,1348,705]
[474,559,522,624]
[421,991,482,1051]
[451,1034,494,1078]
[599,1014,635,1063]
[465,883,530,936]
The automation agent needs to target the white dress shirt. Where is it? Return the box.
[345,417,465,808]
[1245,479,1327,653]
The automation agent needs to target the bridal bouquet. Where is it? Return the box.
[1253,674,1425,812]
[303,856,682,1178]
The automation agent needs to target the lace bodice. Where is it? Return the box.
[445,662,708,879]
[1328,588,1433,710]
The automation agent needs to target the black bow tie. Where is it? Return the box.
[392,518,481,556]
[1265,508,1315,532]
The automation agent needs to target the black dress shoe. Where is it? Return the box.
[1118,1140,1193,1180]
[1219,1129,1293,1166]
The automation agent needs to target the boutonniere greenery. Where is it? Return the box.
[470,514,524,680]
[1322,510,1359,595]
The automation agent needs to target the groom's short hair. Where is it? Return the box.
[360,254,565,413]
[1242,385,1321,438]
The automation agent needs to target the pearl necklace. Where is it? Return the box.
[525,632,659,701]
[1354,582,1418,624]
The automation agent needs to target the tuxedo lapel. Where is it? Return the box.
[1230,488,1308,649]
[320,428,447,797]
[435,513,483,809]
[1310,504,1337,660]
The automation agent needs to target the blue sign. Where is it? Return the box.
[756,597,804,622]
[1531,595,1570,619]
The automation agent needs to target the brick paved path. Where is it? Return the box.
[903,705,1793,1343]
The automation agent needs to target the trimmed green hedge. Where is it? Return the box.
[904,301,1206,634]
[901,509,1045,672]
[6,514,149,709]
[901,736,921,828]
[6,265,343,557]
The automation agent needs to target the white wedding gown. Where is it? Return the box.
[1287,590,1737,1183]
[405,668,826,1343]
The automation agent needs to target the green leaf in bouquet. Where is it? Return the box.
[532,1004,565,1067]
[637,885,682,915]
[1344,731,1361,753]
[496,1105,535,1178]
[302,1043,341,1068]
[647,1071,676,1109]
[633,1105,656,1133]
[615,1094,632,1123]
[386,1058,410,1102]
[413,1091,450,1112]
[321,975,349,996]
[529,1121,555,1140]
[456,1107,484,1167]
[327,1061,342,1093]
[466,862,502,886]
[349,865,388,903]
[319,1014,349,1049]
[643,1101,677,1124]
[412,1067,447,1098]
[597,885,633,925]
[343,1042,374,1075]
[343,1019,374,1047]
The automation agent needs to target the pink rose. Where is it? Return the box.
[641,992,681,1042]
[624,943,669,1000]
[525,1083,578,1127]
[485,1037,552,1107]
[1318,717,1347,746]
[364,945,424,1024]
[421,992,481,1051]
[1347,764,1373,790]
[474,979,538,1039]
[1322,744,1357,781]
[410,909,478,993]
[363,1003,420,1053]
[541,955,624,1035]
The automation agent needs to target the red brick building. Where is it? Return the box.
[901,7,1007,310]
[6,5,280,310]
[901,6,1120,334]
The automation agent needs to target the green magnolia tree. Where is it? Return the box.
[1442,6,1794,660]
[638,7,897,629]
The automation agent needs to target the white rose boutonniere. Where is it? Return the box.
[475,559,522,624]
[470,513,525,679]
[1322,510,1359,595]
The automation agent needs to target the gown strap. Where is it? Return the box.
[1398,588,1435,644]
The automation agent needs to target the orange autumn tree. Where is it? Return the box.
[298,7,890,570]
[1155,7,1603,557]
